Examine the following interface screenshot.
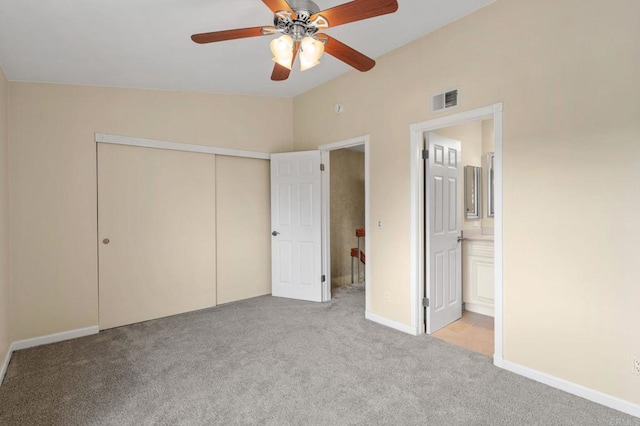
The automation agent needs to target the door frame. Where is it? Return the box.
[409,103,503,362]
[318,136,370,307]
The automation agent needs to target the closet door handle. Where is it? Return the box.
[271,231,280,236]
[103,238,110,245]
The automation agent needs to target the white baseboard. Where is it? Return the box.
[11,326,99,352]
[494,357,640,418]
[1,326,98,386]
[365,311,418,336]
[0,345,11,386]
[464,303,494,317]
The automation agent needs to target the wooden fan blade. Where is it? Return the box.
[262,0,294,13]
[312,0,398,28]
[318,34,375,72]
[272,42,299,81]
[191,26,272,44]
[271,63,292,81]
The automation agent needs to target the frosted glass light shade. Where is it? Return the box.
[300,58,320,71]
[299,36,324,71]
[270,35,294,69]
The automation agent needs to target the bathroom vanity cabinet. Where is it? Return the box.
[463,237,495,317]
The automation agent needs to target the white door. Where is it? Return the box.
[426,132,462,333]
[271,151,323,302]
[98,144,217,329]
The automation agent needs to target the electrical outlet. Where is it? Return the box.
[634,357,640,375]
[384,291,391,303]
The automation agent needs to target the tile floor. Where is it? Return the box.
[431,310,494,357]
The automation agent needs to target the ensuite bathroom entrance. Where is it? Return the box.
[423,118,497,357]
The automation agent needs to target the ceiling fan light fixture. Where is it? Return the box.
[272,54,294,70]
[300,58,320,71]
[191,0,399,81]
[299,36,324,71]
[270,34,295,69]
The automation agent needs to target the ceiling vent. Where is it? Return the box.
[431,89,459,112]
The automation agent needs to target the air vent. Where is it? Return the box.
[431,89,459,112]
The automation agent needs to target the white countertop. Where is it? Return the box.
[463,228,494,241]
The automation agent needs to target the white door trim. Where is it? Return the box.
[409,103,503,361]
[95,133,270,160]
[318,136,370,308]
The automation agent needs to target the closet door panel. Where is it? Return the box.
[216,156,271,304]
[98,144,216,329]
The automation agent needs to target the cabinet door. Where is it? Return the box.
[463,241,495,317]
[98,144,216,329]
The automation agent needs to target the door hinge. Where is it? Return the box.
[321,275,326,282]
[422,297,430,307]
[320,164,325,171]
[422,149,429,160]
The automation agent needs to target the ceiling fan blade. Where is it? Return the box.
[191,26,273,44]
[262,0,294,14]
[318,34,375,72]
[312,0,398,28]
[271,63,292,81]
[271,41,299,81]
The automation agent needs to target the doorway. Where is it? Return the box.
[319,136,370,309]
[410,104,503,362]
[329,147,365,292]
[423,119,496,356]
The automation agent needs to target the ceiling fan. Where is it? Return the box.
[191,0,399,81]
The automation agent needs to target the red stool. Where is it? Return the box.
[351,228,366,283]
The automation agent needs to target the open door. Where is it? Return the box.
[425,132,462,333]
[271,151,323,302]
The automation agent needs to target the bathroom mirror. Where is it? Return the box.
[464,165,482,219]
[487,152,495,217]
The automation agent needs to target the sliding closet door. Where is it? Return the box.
[97,144,216,329]
[216,156,271,304]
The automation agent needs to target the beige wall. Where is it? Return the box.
[0,67,10,362]
[8,82,293,341]
[435,121,483,231]
[293,0,640,406]
[216,156,271,304]
[329,149,365,288]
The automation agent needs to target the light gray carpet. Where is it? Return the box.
[0,284,634,425]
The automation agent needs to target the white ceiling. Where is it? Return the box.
[0,0,493,98]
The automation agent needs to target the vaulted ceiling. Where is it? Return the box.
[0,0,493,97]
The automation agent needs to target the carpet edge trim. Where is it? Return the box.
[495,357,640,418]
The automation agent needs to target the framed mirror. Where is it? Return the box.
[464,165,482,219]
[487,152,495,217]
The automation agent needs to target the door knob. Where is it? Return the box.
[103,238,110,245]
[272,231,280,236]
